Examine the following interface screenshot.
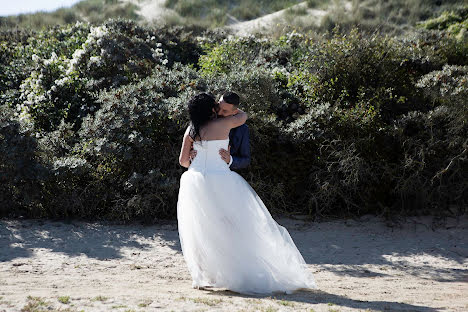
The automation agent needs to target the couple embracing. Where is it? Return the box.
[185,91,251,171]
[177,91,317,295]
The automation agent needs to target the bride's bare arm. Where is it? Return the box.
[223,108,248,128]
[179,126,194,168]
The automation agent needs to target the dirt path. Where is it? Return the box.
[1,215,467,311]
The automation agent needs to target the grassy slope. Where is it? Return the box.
[320,0,468,35]
[0,0,139,30]
[0,0,466,35]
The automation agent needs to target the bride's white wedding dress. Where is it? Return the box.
[177,138,317,295]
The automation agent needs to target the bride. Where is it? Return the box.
[177,92,317,295]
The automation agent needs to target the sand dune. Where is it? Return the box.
[227,2,327,36]
[120,0,352,36]
[226,1,354,36]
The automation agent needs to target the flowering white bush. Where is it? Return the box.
[17,51,74,131]
[65,19,168,91]
[13,19,173,132]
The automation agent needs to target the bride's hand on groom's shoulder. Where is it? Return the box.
[234,108,246,116]
[224,109,247,128]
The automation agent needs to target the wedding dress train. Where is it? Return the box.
[177,138,317,295]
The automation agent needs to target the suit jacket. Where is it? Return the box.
[228,124,251,170]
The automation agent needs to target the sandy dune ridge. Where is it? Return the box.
[120,0,352,36]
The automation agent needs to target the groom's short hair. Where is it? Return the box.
[222,91,240,106]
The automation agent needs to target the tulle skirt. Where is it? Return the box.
[177,168,317,295]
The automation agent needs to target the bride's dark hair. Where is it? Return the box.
[188,92,217,141]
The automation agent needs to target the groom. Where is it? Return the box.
[189,91,251,170]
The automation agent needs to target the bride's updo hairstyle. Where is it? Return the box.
[188,92,216,141]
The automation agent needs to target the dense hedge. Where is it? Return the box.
[1,18,466,222]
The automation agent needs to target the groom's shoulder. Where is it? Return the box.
[238,123,249,131]
[239,123,249,130]
[231,123,249,135]
[231,123,249,131]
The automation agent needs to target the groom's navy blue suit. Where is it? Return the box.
[228,124,251,170]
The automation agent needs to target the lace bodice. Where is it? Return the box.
[188,139,230,174]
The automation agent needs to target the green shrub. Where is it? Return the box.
[13,19,173,133]
[1,20,466,221]
[0,104,48,217]
[72,63,203,220]
[417,5,468,33]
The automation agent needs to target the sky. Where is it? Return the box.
[0,0,83,17]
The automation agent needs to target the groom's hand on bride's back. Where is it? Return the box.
[189,144,230,164]
[188,141,197,163]
[189,148,197,160]
[219,145,231,164]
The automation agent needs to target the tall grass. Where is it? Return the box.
[318,0,467,35]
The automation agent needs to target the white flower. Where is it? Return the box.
[53,156,87,170]
[89,25,108,39]
[272,66,289,76]
[90,56,100,64]
[71,48,85,61]
[57,77,66,86]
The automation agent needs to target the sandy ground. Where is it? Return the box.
[1,215,467,312]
